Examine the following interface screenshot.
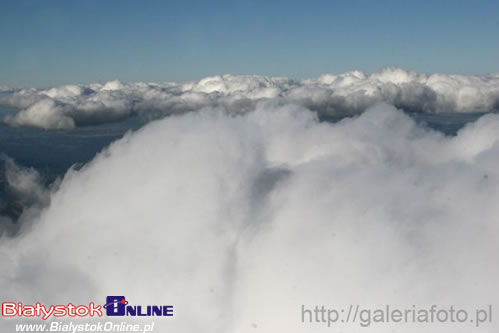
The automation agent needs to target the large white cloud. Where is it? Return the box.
[0,103,498,332]
[2,68,499,130]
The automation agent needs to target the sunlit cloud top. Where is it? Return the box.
[1,68,499,130]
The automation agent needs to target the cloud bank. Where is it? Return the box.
[2,68,499,129]
[1,103,498,332]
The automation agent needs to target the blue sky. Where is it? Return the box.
[1,0,498,87]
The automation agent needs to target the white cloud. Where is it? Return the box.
[4,99,76,130]
[0,103,498,332]
[1,68,499,130]
[0,156,54,236]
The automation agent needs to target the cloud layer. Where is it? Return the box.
[1,103,498,332]
[2,68,499,129]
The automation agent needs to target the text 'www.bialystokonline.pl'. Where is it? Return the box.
[301,304,493,328]
[14,321,155,333]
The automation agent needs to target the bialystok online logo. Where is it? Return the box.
[103,296,173,317]
[1,296,174,320]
